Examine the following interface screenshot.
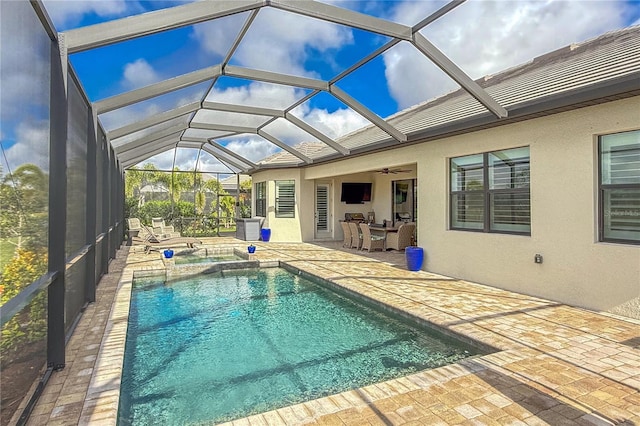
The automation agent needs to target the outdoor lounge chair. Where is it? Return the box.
[359,223,385,252]
[144,235,202,253]
[127,218,154,241]
[128,222,184,247]
[341,222,352,248]
[386,222,416,251]
[151,217,181,238]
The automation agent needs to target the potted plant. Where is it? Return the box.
[247,244,256,254]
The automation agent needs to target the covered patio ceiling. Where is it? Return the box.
[46,0,638,175]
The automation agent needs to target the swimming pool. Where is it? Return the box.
[118,267,485,425]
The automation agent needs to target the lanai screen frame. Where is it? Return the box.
[60,0,508,172]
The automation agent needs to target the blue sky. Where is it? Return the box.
[2,0,640,172]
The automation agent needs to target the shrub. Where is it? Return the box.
[136,200,197,226]
[0,248,48,353]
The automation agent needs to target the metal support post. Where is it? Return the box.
[84,108,97,302]
[47,35,68,370]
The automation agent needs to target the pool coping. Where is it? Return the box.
[71,242,640,425]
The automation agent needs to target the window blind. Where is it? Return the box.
[275,180,295,218]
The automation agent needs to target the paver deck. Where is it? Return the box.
[19,239,640,426]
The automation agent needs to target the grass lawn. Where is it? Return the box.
[0,238,18,271]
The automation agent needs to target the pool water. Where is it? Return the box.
[173,252,243,264]
[118,268,483,425]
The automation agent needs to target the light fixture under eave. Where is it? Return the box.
[374,168,412,174]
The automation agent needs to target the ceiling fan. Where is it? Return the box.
[374,167,412,174]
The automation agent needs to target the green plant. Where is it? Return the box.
[0,248,48,353]
[0,164,48,252]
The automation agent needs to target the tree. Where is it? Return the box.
[156,168,191,203]
[0,163,48,251]
[239,177,252,218]
[195,191,206,215]
[0,248,48,352]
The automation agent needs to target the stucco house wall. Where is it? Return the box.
[251,168,306,242]
[416,97,639,312]
[251,96,639,312]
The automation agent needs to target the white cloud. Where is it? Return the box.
[0,3,51,122]
[42,0,139,29]
[193,7,353,77]
[1,120,50,172]
[224,137,279,163]
[134,150,175,170]
[100,102,164,133]
[384,0,631,109]
[206,81,305,109]
[122,59,162,91]
[293,105,370,140]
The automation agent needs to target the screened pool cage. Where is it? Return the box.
[0,3,122,422]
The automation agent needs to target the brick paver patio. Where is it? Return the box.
[19,239,640,425]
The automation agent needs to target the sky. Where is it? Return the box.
[2,0,640,173]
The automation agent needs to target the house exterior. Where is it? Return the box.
[250,26,640,314]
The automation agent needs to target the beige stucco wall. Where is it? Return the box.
[251,168,307,242]
[252,96,640,312]
[417,97,640,312]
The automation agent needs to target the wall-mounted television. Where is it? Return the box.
[341,182,372,204]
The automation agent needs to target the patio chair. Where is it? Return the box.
[359,223,385,252]
[386,222,416,251]
[341,221,352,248]
[348,222,362,249]
[151,217,181,238]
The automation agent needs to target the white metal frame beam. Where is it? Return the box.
[108,102,200,140]
[257,130,313,164]
[177,141,205,150]
[202,101,285,118]
[63,0,265,53]
[412,33,507,118]
[187,124,313,164]
[119,134,180,166]
[224,65,328,91]
[190,122,256,134]
[201,144,250,173]
[329,85,406,142]
[285,113,349,155]
[113,124,187,154]
[94,66,221,114]
[270,0,412,41]
[206,141,258,169]
[65,0,507,170]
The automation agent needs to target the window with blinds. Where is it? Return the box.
[275,180,295,218]
[600,130,640,244]
[254,181,266,217]
[450,147,530,234]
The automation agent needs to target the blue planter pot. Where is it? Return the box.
[405,246,424,271]
[163,249,174,259]
[260,228,271,242]
[248,245,256,253]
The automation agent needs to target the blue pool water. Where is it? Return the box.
[118,268,482,425]
[173,252,243,264]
